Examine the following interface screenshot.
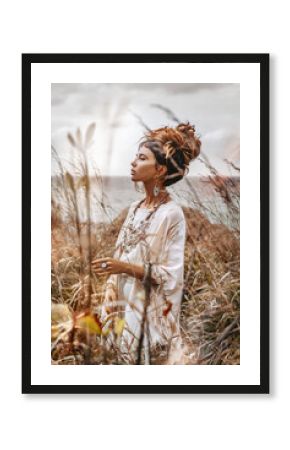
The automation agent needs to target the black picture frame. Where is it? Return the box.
[22,53,269,394]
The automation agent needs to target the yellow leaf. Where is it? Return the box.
[101,327,111,337]
[76,315,102,335]
[114,318,125,336]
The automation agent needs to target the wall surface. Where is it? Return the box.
[0,1,286,449]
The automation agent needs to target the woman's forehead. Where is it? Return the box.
[137,145,155,158]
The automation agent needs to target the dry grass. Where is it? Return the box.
[181,207,240,364]
[51,121,240,365]
[51,190,240,365]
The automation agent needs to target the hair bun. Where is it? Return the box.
[175,122,201,161]
[139,121,201,187]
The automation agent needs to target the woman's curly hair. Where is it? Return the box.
[138,122,201,186]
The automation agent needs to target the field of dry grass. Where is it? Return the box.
[51,122,240,365]
[51,181,239,365]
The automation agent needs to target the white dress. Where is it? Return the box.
[103,199,187,363]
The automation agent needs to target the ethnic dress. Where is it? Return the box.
[103,198,187,363]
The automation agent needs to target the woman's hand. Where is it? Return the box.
[91,257,127,276]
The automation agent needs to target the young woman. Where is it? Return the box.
[92,122,201,364]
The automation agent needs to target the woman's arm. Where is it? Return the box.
[145,215,186,297]
[122,261,144,281]
[92,257,158,285]
[122,261,159,286]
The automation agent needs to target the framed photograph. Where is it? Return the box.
[22,53,269,394]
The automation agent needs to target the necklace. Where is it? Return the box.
[140,189,168,210]
[119,192,170,255]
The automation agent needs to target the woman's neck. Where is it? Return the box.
[140,179,169,208]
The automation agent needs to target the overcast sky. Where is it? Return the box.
[51,83,240,176]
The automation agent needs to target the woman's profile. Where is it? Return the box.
[92,122,201,364]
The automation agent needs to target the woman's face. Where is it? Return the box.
[130,145,166,182]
